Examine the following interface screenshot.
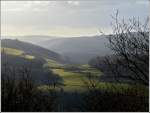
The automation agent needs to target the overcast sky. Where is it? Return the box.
[1,0,149,37]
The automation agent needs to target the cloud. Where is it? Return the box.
[1,1,51,12]
[67,1,80,6]
[136,0,149,5]
[1,1,149,36]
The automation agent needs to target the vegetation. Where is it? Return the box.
[2,47,35,60]
[87,12,149,112]
[1,62,57,112]
[83,88,148,112]
[1,12,149,112]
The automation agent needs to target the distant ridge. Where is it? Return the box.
[36,35,111,64]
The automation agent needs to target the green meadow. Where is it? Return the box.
[41,58,148,96]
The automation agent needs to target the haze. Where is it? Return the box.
[1,0,149,37]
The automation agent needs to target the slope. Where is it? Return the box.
[1,39,64,63]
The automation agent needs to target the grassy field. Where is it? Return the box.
[2,47,24,56]
[42,58,101,91]
[1,47,35,60]
[41,58,148,96]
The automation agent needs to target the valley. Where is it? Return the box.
[1,39,148,92]
[1,39,148,112]
[1,1,149,111]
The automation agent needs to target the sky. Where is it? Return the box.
[1,0,149,37]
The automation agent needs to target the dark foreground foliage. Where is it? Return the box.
[1,57,149,112]
[2,70,149,112]
[1,66,57,112]
[83,89,148,112]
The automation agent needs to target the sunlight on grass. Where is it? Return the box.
[42,58,148,96]
[43,58,63,68]
[24,55,35,60]
[1,47,35,60]
[43,59,102,92]
[2,47,24,56]
[52,68,100,91]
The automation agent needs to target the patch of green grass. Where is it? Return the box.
[42,60,102,91]
[52,69,85,85]
[51,68,102,91]
[2,47,24,56]
[1,47,35,60]
[43,58,63,68]
[23,55,35,60]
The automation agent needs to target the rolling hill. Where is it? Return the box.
[1,39,64,63]
[2,35,112,64]
[1,39,64,85]
[1,38,102,90]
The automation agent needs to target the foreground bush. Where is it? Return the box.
[1,66,57,112]
[83,88,148,112]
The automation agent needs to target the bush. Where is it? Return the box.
[1,66,57,112]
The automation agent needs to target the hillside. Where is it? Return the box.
[2,35,112,64]
[36,35,112,64]
[1,39,64,62]
[1,40,102,90]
